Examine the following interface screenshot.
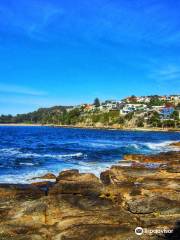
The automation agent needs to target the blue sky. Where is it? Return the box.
[0,0,180,115]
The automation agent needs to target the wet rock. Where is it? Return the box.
[100,170,111,185]
[50,171,103,197]
[31,173,56,181]
[56,169,80,182]
[124,151,180,164]
[169,141,180,147]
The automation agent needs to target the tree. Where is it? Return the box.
[0,114,14,123]
[171,110,179,121]
[136,118,144,127]
[118,116,125,124]
[162,120,175,128]
[148,96,163,107]
[93,98,100,107]
[125,112,134,120]
[148,112,161,127]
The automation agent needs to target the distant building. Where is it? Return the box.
[124,96,137,103]
[160,107,174,120]
[136,97,144,103]
[83,104,94,112]
[170,95,180,105]
[150,105,165,112]
[159,96,167,101]
[101,100,122,111]
[120,104,147,115]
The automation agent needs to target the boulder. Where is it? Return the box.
[100,170,111,185]
[31,173,56,180]
[50,170,103,197]
[56,169,79,182]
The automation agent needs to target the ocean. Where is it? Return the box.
[0,126,179,183]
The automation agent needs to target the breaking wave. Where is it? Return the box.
[143,140,179,151]
[0,148,84,158]
[0,126,179,183]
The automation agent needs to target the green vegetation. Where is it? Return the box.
[136,117,144,127]
[93,98,101,107]
[148,96,164,107]
[125,112,134,120]
[0,98,179,129]
[0,115,14,123]
[147,112,161,127]
[171,110,179,121]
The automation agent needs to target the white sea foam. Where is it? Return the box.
[127,143,142,150]
[0,138,179,184]
[0,148,84,159]
[77,160,120,177]
[0,162,106,183]
[19,162,35,166]
[0,171,44,184]
[0,148,20,155]
[80,139,124,148]
[144,141,179,151]
[130,143,139,149]
[18,153,40,158]
[42,152,84,159]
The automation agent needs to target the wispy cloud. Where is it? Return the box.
[0,1,64,41]
[25,5,64,41]
[0,83,46,96]
[149,64,180,81]
[0,0,180,46]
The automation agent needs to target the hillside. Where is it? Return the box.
[0,95,180,129]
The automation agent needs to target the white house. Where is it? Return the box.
[120,104,147,115]
[150,105,165,113]
[170,95,180,105]
[101,100,122,111]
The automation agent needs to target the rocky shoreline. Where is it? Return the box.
[0,144,180,239]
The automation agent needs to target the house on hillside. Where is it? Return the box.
[136,97,145,103]
[160,107,174,120]
[101,100,122,111]
[83,104,95,112]
[120,104,147,115]
[170,95,180,105]
[159,96,168,101]
[150,105,165,113]
[144,96,151,103]
[124,96,137,103]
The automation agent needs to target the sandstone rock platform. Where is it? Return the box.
[0,150,179,240]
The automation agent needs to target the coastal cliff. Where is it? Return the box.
[0,147,179,239]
